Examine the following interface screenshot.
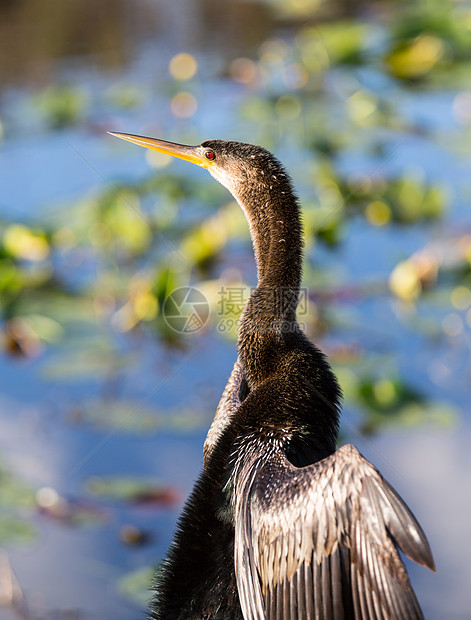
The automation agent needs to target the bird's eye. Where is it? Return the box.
[204,150,215,161]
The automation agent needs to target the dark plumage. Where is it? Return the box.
[109,133,435,620]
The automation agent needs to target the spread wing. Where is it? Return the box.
[234,444,435,620]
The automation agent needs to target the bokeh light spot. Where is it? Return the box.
[453,92,471,124]
[389,261,421,302]
[284,63,309,89]
[259,38,288,64]
[36,487,60,509]
[4,225,50,261]
[365,201,391,226]
[171,92,198,118]
[442,313,463,337]
[451,286,471,310]
[387,35,444,79]
[373,379,396,406]
[169,53,198,81]
[230,58,259,85]
[347,91,377,124]
[146,150,172,168]
[275,94,302,119]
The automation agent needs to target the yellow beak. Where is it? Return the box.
[108,132,210,168]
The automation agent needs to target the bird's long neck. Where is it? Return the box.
[241,186,302,291]
[233,174,303,378]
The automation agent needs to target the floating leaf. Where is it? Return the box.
[0,462,35,510]
[118,566,155,607]
[69,399,161,434]
[70,397,207,435]
[86,476,179,507]
[0,518,36,546]
[0,461,36,545]
[106,83,148,109]
[35,85,88,128]
[3,225,50,261]
[358,376,422,414]
[386,35,444,79]
[316,22,371,64]
[43,347,132,380]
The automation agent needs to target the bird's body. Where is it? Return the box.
[110,133,435,619]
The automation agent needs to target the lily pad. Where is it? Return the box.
[118,565,155,607]
[0,518,36,546]
[86,476,179,507]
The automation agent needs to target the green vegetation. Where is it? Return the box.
[0,461,36,546]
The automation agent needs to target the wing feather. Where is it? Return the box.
[303,561,313,619]
[234,443,434,619]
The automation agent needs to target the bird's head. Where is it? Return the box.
[108,133,283,198]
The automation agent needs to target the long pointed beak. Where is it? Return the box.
[108,132,210,168]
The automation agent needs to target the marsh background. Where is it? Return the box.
[0,0,470,617]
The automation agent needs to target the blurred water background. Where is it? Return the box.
[1,0,471,617]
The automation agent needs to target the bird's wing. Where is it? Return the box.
[234,443,435,620]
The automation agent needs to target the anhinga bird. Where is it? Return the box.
[110,132,435,620]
